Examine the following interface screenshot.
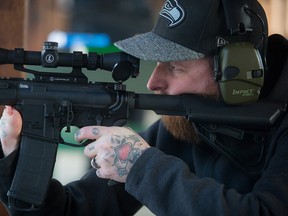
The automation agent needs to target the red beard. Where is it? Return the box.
[161,115,200,144]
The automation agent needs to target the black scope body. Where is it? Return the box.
[0,41,140,82]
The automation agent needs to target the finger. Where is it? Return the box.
[2,106,12,116]
[74,126,103,142]
[95,168,113,180]
[84,140,115,159]
[84,141,98,158]
[3,107,22,122]
[95,168,125,183]
[97,151,115,167]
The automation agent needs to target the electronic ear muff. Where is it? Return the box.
[214,42,264,105]
[214,0,266,105]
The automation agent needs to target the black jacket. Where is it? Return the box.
[1,115,288,215]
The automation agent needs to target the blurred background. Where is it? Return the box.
[0,0,287,215]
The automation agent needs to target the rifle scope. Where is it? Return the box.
[0,41,140,83]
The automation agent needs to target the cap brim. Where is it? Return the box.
[114,32,204,62]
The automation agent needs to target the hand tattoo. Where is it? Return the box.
[92,127,99,135]
[112,134,143,177]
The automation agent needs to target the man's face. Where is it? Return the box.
[147,57,219,143]
[147,57,218,96]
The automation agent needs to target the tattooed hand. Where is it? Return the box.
[0,106,22,157]
[75,126,150,183]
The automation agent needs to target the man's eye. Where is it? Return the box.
[169,65,177,70]
[169,65,183,71]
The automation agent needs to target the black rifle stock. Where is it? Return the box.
[0,42,286,210]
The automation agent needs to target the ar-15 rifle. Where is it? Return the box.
[0,42,286,211]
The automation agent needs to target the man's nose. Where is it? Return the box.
[147,65,167,91]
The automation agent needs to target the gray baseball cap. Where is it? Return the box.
[114,0,267,62]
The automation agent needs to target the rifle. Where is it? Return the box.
[0,42,286,210]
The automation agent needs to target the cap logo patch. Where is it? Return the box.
[159,0,185,27]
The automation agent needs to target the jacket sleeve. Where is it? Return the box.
[126,120,288,216]
[0,148,19,205]
[0,147,142,216]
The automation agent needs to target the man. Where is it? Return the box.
[1,0,288,215]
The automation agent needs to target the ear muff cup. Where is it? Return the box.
[216,42,264,105]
